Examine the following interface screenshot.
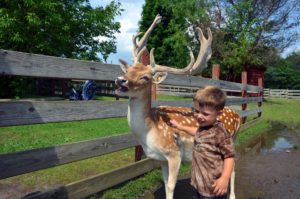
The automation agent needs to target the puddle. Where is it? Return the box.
[265,137,293,152]
[236,127,299,156]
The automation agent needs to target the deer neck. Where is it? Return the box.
[127,88,153,133]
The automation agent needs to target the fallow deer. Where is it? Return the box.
[115,14,240,199]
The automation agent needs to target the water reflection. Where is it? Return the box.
[264,137,293,152]
[237,127,299,156]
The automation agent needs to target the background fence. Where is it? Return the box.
[0,49,263,198]
[264,88,300,99]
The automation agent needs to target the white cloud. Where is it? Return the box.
[90,0,145,64]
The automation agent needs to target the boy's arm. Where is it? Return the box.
[212,157,235,196]
[221,157,235,179]
[169,120,197,136]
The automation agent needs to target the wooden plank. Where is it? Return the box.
[162,76,262,92]
[153,100,192,107]
[0,100,128,127]
[239,108,262,118]
[0,49,123,81]
[226,97,263,105]
[0,49,261,92]
[155,97,262,107]
[0,98,262,127]
[22,158,160,199]
[0,134,138,179]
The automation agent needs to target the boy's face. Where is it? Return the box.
[193,103,220,127]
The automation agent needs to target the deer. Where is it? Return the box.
[115,14,240,199]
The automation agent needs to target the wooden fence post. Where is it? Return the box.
[135,49,150,162]
[241,71,247,123]
[212,64,220,80]
[258,77,263,117]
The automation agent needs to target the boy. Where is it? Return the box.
[170,86,235,199]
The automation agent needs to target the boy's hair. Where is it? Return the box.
[193,86,226,111]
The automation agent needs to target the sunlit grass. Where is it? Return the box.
[0,118,129,153]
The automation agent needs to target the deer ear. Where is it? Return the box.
[152,72,168,84]
[119,59,129,73]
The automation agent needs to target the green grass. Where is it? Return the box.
[1,97,300,198]
[6,149,135,190]
[261,98,300,128]
[0,117,129,153]
[97,163,192,199]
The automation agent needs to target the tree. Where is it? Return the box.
[139,0,300,82]
[285,51,300,72]
[0,0,122,98]
[139,0,211,68]
[265,59,300,89]
[0,0,122,61]
[209,0,300,80]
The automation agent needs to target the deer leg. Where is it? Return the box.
[229,168,236,199]
[165,156,181,199]
[160,161,169,186]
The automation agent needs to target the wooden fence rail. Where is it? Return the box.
[0,97,262,127]
[264,88,300,99]
[0,49,263,198]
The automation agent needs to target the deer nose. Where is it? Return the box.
[116,77,127,86]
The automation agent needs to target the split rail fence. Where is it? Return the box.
[0,50,263,198]
[263,88,300,99]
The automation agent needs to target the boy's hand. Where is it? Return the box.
[169,120,179,129]
[212,176,229,196]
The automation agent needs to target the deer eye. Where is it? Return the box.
[140,76,150,82]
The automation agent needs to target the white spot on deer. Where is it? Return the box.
[186,119,191,124]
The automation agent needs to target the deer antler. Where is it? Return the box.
[150,48,195,75]
[132,14,162,64]
[150,27,212,75]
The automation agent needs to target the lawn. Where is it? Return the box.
[0,97,299,198]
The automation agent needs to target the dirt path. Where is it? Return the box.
[235,148,300,199]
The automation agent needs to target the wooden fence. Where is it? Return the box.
[264,88,300,99]
[0,50,263,198]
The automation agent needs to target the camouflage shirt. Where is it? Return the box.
[191,121,235,197]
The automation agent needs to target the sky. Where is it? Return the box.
[90,0,144,64]
[90,0,299,64]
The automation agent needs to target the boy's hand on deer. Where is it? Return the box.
[170,120,179,129]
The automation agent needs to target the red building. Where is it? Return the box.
[243,65,266,87]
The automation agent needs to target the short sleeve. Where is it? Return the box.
[218,127,235,159]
